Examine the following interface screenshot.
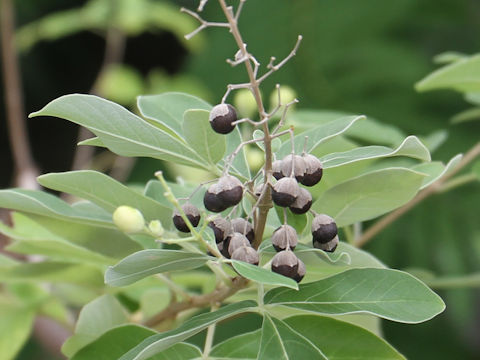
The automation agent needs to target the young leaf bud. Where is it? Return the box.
[173,203,200,233]
[311,214,338,244]
[272,160,284,180]
[281,154,306,182]
[209,104,237,134]
[231,245,259,265]
[204,184,228,213]
[231,218,255,243]
[313,235,339,253]
[271,250,299,279]
[217,175,243,207]
[272,177,299,207]
[148,220,164,237]
[289,187,312,214]
[228,232,251,257]
[208,217,233,243]
[301,154,323,186]
[271,224,298,252]
[293,258,306,283]
[113,206,145,234]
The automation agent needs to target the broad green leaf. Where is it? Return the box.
[433,51,467,64]
[321,135,431,169]
[416,54,480,93]
[0,303,35,360]
[0,262,104,287]
[284,315,405,360]
[412,154,462,189]
[105,249,211,287]
[210,330,261,359]
[77,137,105,147]
[257,315,327,359]
[0,189,114,228]
[451,107,480,124]
[264,268,445,323]
[183,109,226,165]
[137,92,211,139]
[63,295,128,357]
[119,300,257,360]
[37,170,171,223]
[230,260,299,290]
[313,167,426,227]
[278,115,365,157]
[71,324,202,360]
[30,94,208,169]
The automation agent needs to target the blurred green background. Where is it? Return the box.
[1,0,479,359]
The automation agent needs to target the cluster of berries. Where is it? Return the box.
[171,103,338,283]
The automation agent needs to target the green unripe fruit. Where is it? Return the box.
[269,85,297,111]
[233,88,258,118]
[113,206,145,233]
[148,220,164,237]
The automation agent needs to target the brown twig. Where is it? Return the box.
[1,0,39,189]
[355,142,480,247]
[143,276,248,327]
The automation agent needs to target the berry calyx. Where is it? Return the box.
[231,245,259,265]
[216,175,243,206]
[289,187,312,214]
[301,154,323,186]
[272,177,299,207]
[227,232,251,257]
[311,214,337,244]
[231,218,255,243]
[209,104,237,134]
[281,154,306,182]
[172,203,201,233]
[293,258,306,283]
[313,235,339,253]
[271,224,298,252]
[208,217,232,243]
[271,250,299,279]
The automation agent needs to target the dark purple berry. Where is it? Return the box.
[313,235,339,253]
[231,246,259,265]
[293,258,306,283]
[289,187,312,214]
[173,203,200,233]
[271,224,298,252]
[301,154,323,187]
[209,104,237,134]
[311,214,337,244]
[208,217,232,243]
[271,250,299,279]
[204,184,228,213]
[281,154,306,182]
[272,177,299,207]
[217,175,243,207]
[231,218,255,243]
[227,233,251,257]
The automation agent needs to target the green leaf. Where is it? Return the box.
[183,109,226,165]
[253,130,282,152]
[230,260,299,290]
[0,189,114,228]
[37,170,171,223]
[419,129,448,153]
[30,94,209,169]
[137,92,211,139]
[412,154,462,189]
[264,268,445,323]
[451,107,480,124]
[0,303,35,360]
[105,249,211,287]
[278,115,365,157]
[321,135,431,169]
[77,137,105,147]
[257,315,327,359]
[118,300,257,360]
[284,315,405,360]
[416,54,480,93]
[62,295,128,357]
[313,167,426,227]
[433,51,467,64]
[210,330,261,359]
[71,324,202,360]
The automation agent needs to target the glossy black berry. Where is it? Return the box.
[217,175,243,207]
[231,246,259,265]
[281,154,306,182]
[293,258,306,283]
[289,187,312,214]
[231,218,255,243]
[172,203,200,233]
[209,104,237,134]
[204,184,228,213]
[313,235,339,253]
[301,154,323,187]
[271,250,299,279]
[311,214,337,244]
[272,160,284,180]
[208,217,232,243]
[271,224,298,252]
[272,177,299,207]
[227,233,251,257]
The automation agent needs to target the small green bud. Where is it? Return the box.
[148,220,164,237]
[113,206,145,233]
[269,85,297,111]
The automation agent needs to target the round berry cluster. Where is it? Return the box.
[172,103,338,283]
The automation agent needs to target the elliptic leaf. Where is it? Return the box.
[230,260,299,290]
[0,304,35,360]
